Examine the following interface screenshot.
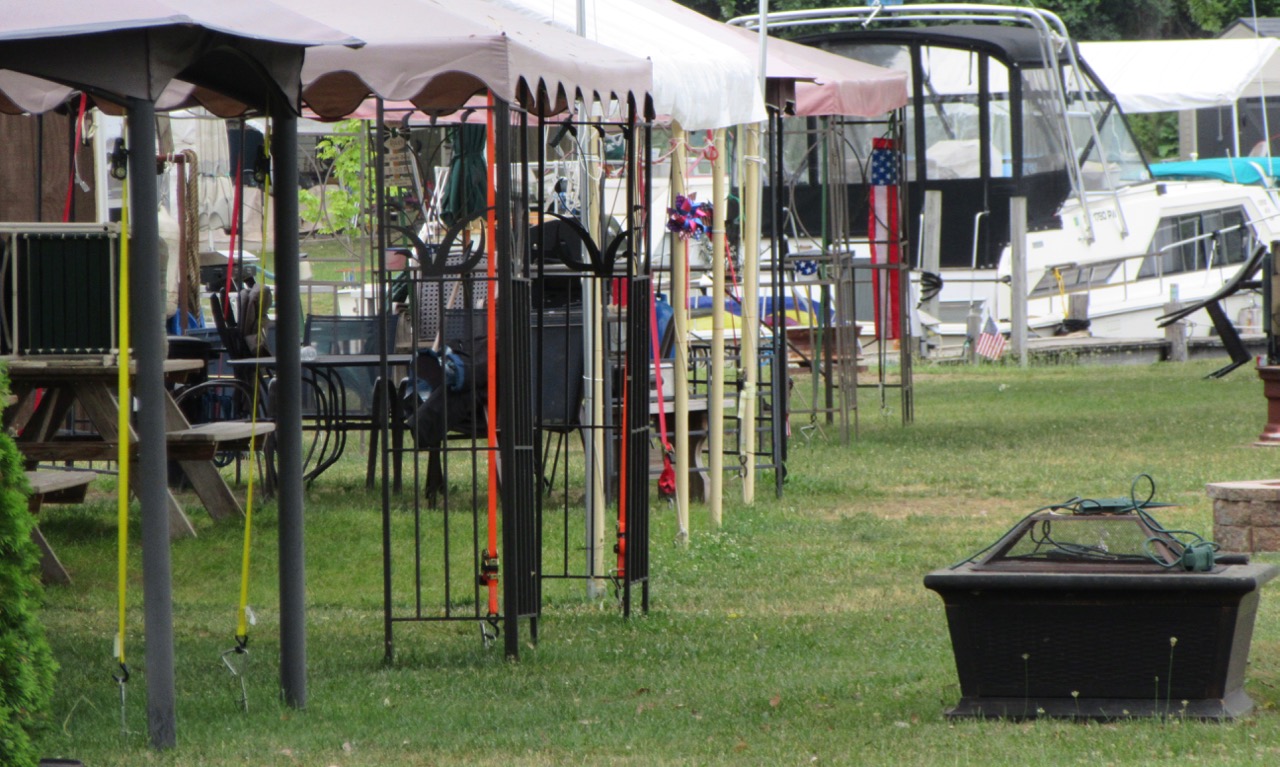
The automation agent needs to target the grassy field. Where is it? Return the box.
[26,357,1280,766]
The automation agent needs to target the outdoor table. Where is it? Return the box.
[2,355,267,537]
[229,353,410,482]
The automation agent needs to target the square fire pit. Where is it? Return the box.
[925,510,1277,720]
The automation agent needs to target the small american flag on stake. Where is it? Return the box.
[976,315,1007,360]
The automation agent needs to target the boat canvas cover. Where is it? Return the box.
[1079,38,1280,114]
[1149,156,1280,185]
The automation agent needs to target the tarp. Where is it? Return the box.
[288,0,653,120]
[1079,38,1280,114]
[493,0,767,130]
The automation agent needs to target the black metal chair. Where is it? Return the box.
[302,312,400,416]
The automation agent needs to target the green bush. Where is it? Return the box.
[0,379,57,767]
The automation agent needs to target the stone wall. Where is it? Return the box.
[1207,480,1280,553]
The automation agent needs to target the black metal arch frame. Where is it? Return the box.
[373,97,651,664]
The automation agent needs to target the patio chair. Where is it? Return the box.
[303,312,401,416]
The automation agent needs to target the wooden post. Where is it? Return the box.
[1010,196,1028,368]
[967,306,982,365]
[1068,294,1090,327]
[710,128,727,528]
[671,124,690,542]
[1165,301,1188,363]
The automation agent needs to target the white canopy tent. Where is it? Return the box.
[1079,38,1280,114]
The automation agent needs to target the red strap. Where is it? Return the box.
[61,93,88,223]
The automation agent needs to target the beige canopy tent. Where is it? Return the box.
[0,0,652,749]
[0,0,361,750]
[293,0,652,120]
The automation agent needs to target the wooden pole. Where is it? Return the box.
[710,129,727,527]
[1010,196,1028,368]
[587,126,606,595]
[671,124,690,542]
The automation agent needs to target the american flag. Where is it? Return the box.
[976,315,1007,360]
[868,137,901,340]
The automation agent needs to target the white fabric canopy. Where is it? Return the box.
[493,0,767,130]
[629,1,907,118]
[1080,38,1280,114]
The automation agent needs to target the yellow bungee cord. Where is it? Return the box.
[221,117,270,712]
[114,140,132,736]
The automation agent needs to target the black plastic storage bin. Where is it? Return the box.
[530,306,583,433]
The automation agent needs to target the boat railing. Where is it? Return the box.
[970,211,988,270]
[1032,234,1253,310]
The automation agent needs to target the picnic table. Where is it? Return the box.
[2,356,272,538]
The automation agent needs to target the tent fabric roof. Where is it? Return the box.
[494,0,767,130]
[292,0,652,120]
[1078,38,1280,114]
[733,30,907,117]
[0,0,361,110]
[0,0,361,45]
[628,0,907,118]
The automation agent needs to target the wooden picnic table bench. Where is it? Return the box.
[25,469,95,584]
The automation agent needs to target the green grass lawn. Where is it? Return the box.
[29,358,1280,766]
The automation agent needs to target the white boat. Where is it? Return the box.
[742,4,1280,349]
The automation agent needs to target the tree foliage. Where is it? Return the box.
[0,375,57,767]
[1187,0,1280,33]
[298,119,373,236]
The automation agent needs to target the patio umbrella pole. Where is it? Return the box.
[128,98,177,751]
[271,108,307,709]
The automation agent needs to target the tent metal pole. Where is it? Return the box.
[128,97,177,751]
[740,123,761,505]
[271,108,308,708]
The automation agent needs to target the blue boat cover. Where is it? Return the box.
[1149,157,1280,186]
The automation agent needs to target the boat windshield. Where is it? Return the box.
[1059,66,1152,190]
[803,38,1151,192]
